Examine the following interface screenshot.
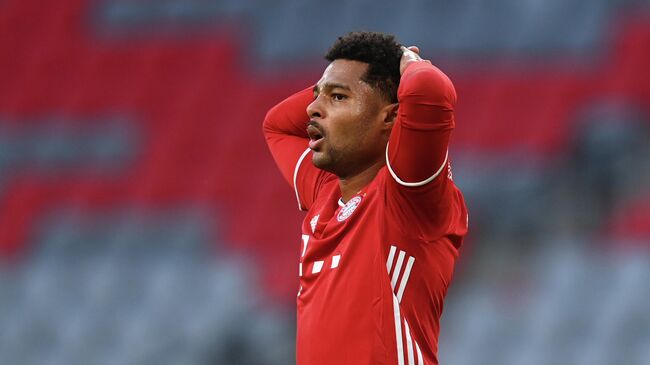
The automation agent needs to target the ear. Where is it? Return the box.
[382,103,399,130]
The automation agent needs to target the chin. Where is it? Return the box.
[311,154,326,168]
[311,153,333,172]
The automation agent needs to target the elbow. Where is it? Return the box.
[262,105,279,134]
[262,115,270,136]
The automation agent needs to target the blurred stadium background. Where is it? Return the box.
[0,0,649,364]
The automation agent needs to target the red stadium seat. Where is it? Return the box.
[1,0,649,298]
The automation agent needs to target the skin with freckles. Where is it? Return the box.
[307,60,397,181]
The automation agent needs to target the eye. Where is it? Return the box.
[332,93,347,101]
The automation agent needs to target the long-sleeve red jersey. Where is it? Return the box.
[263,61,468,365]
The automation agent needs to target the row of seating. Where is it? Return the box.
[95,0,625,59]
[0,208,294,364]
[439,244,650,365]
[2,221,647,364]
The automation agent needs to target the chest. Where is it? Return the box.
[299,189,385,276]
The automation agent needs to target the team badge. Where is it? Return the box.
[337,195,362,222]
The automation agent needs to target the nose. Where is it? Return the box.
[306,95,323,120]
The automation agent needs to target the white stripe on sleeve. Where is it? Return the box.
[416,341,423,365]
[397,256,415,303]
[393,294,405,365]
[390,250,406,290]
[404,319,415,365]
[386,142,449,187]
[386,245,397,273]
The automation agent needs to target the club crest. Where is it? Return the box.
[337,195,362,222]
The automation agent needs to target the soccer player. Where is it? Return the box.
[263,32,468,365]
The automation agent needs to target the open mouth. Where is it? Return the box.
[306,124,325,150]
[307,124,324,142]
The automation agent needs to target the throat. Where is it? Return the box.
[338,160,384,202]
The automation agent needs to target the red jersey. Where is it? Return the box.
[263,62,468,365]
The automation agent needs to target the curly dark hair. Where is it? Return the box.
[325,31,403,103]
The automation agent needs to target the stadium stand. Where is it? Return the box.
[440,244,650,365]
[0,0,648,364]
[0,208,294,364]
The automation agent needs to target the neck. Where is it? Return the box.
[338,159,385,202]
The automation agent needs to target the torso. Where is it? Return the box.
[296,167,466,365]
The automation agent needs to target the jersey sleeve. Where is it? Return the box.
[263,87,332,211]
[384,62,467,243]
[386,61,456,188]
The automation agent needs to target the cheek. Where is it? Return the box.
[354,106,383,141]
[328,102,378,150]
[328,111,359,141]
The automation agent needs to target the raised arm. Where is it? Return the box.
[386,46,456,187]
[263,87,330,210]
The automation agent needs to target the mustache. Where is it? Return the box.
[307,120,325,135]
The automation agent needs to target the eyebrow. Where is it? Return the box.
[313,82,352,94]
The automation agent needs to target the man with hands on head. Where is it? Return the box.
[263,31,468,365]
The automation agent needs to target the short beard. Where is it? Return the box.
[312,147,349,177]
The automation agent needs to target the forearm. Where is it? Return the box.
[387,62,456,184]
